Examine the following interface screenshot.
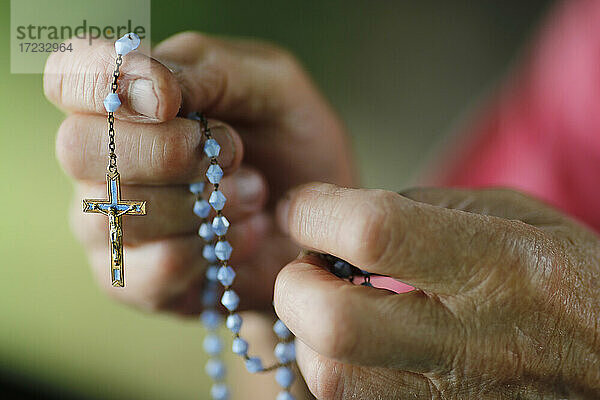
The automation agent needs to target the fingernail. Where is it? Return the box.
[129,79,158,118]
[235,169,263,204]
[276,194,291,234]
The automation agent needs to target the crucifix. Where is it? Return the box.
[82,33,146,288]
[83,171,146,287]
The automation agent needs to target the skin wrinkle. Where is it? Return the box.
[390,191,596,396]
[412,292,463,374]
[48,29,600,398]
[150,132,158,172]
[335,363,350,400]
[278,186,599,398]
[364,192,404,273]
[350,196,390,269]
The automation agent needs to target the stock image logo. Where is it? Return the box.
[15,19,147,46]
[10,0,150,74]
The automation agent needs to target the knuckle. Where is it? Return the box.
[171,31,210,46]
[234,38,302,78]
[153,127,195,179]
[347,190,399,267]
[44,39,118,111]
[155,31,212,65]
[269,44,301,70]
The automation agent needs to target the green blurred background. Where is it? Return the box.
[0,0,551,399]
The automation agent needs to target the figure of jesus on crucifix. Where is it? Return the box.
[83,172,146,287]
[100,205,133,267]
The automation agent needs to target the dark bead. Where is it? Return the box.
[332,260,353,278]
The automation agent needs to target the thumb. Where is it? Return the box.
[44,38,181,121]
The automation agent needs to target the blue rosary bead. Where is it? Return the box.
[194,199,211,218]
[209,190,227,211]
[103,93,121,112]
[226,314,242,334]
[275,367,295,388]
[199,222,215,241]
[205,265,219,282]
[203,244,217,262]
[210,383,230,400]
[245,357,264,373]
[221,290,240,311]
[232,337,249,356]
[204,138,221,158]
[273,319,292,339]
[192,112,306,400]
[202,285,218,307]
[206,164,224,184]
[189,181,205,194]
[214,241,233,261]
[274,342,296,364]
[200,310,222,330]
[114,32,140,55]
[205,359,227,380]
[217,266,236,286]
[276,391,295,400]
[212,216,230,236]
[203,335,224,356]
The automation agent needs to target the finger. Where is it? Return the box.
[56,115,243,184]
[273,256,459,371]
[277,183,545,293]
[84,211,269,264]
[152,32,304,121]
[90,235,204,313]
[233,232,299,311]
[44,38,181,122]
[401,187,557,221]
[400,187,583,235]
[296,340,439,400]
[88,216,270,314]
[72,167,268,245]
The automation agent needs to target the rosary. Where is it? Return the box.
[84,33,375,400]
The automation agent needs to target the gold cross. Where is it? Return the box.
[83,171,146,287]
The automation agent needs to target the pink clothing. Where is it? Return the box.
[382,0,600,294]
[432,0,600,232]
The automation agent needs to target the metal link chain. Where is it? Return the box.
[196,113,295,374]
[107,55,123,174]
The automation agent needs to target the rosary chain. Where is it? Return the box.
[107,55,123,174]
[198,116,295,374]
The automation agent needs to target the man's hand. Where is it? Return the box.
[274,184,600,399]
[44,32,355,314]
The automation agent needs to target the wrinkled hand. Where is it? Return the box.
[274,184,600,399]
[44,32,354,314]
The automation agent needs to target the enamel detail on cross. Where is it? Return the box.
[82,33,144,287]
[83,171,146,287]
